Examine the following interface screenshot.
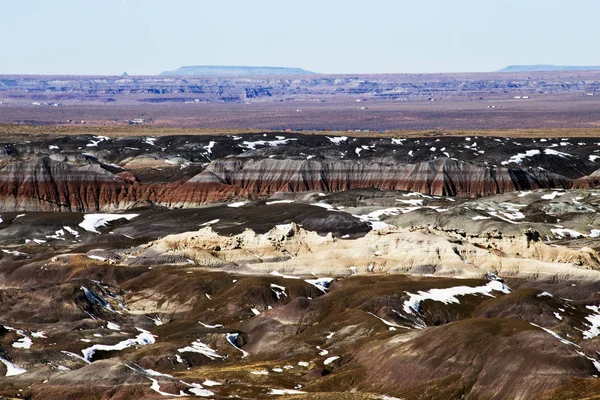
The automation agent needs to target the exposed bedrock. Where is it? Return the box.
[0,157,248,211]
[0,157,132,212]
[204,157,572,197]
[2,133,599,212]
[128,224,600,280]
[0,151,583,212]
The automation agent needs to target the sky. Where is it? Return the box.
[2,0,600,75]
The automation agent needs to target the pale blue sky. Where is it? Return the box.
[2,0,599,75]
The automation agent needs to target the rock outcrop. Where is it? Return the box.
[0,157,249,211]
[0,156,575,211]
[0,157,132,211]
[123,224,600,280]
[203,157,572,198]
[0,133,597,212]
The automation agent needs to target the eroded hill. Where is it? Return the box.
[2,133,600,399]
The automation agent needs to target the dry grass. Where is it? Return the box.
[540,378,600,399]
[3,123,600,139]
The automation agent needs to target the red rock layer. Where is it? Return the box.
[204,157,572,198]
[0,157,575,211]
[0,157,247,211]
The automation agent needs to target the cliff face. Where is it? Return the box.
[0,157,132,211]
[0,133,595,212]
[136,223,600,279]
[0,157,248,211]
[0,156,574,212]
[203,157,571,198]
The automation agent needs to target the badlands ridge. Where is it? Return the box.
[2,133,600,399]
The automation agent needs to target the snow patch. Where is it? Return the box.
[178,340,222,360]
[270,271,301,279]
[228,201,249,208]
[324,356,340,365]
[501,149,540,165]
[106,322,120,331]
[226,333,249,358]
[2,249,27,256]
[199,322,224,329]
[327,136,348,145]
[251,370,269,375]
[82,328,155,361]
[185,382,214,397]
[551,228,584,239]
[270,284,287,299]
[403,280,510,315]
[268,389,307,395]
[530,323,579,347]
[0,356,26,376]
[148,378,187,397]
[311,202,335,210]
[305,278,334,293]
[79,213,138,233]
[583,306,600,339]
[202,379,222,387]
[86,135,110,147]
[545,148,572,157]
[266,200,295,205]
[63,226,80,237]
[554,312,563,320]
[12,336,32,349]
[541,191,566,200]
[367,312,403,330]
[239,138,297,150]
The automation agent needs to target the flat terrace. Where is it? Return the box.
[1,90,600,132]
[2,124,600,140]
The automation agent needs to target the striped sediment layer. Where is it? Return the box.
[0,156,576,211]
[202,157,572,197]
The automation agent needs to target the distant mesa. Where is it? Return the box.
[160,65,316,77]
[499,64,600,72]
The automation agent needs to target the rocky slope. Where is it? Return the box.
[121,222,600,281]
[0,155,574,212]
[356,318,594,399]
[203,157,571,197]
[4,133,600,398]
[2,215,600,399]
[1,190,600,398]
